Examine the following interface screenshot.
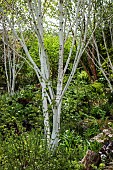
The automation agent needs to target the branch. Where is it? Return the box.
[56,0,64,104]
[102,28,113,74]
[28,0,50,80]
[93,37,113,92]
[64,0,81,43]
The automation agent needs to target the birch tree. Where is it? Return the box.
[1,0,101,150]
[85,0,113,91]
[0,1,26,95]
[92,22,113,92]
[2,19,21,95]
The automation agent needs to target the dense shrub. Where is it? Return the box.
[0,80,112,169]
[0,128,101,170]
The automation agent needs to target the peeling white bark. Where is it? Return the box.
[50,0,64,149]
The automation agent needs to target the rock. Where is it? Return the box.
[81,128,113,169]
[104,161,113,170]
[90,132,104,143]
[90,128,113,143]
[81,150,101,170]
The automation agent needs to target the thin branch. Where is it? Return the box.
[93,37,113,92]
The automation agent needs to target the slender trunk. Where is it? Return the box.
[80,59,94,82]
[11,15,16,95]
[2,18,10,93]
[51,102,62,150]
[50,0,64,150]
[3,35,10,93]
[87,47,97,81]
[94,38,113,92]
[11,39,16,95]
[42,82,50,145]
[37,0,50,145]
[91,0,97,81]
[91,46,97,81]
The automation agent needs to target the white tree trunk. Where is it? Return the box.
[50,103,62,149]
[50,0,64,149]
[37,0,51,145]
[3,32,10,93]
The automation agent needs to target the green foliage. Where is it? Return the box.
[62,78,106,123]
[0,127,87,169]
[0,129,94,170]
[0,85,43,138]
[0,81,107,169]
[91,82,104,93]
[0,78,112,169]
[77,71,89,81]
